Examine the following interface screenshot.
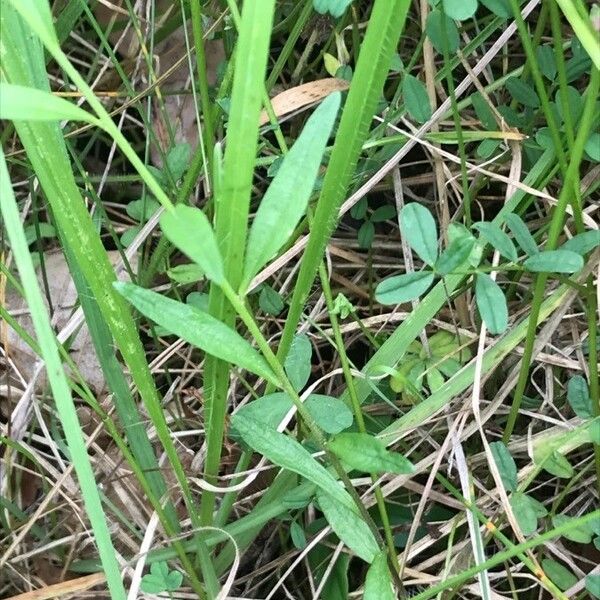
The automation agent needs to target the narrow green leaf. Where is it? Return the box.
[471,92,497,130]
[475,274,508,334]
[435,237,475,275]
[160,205,225,285]
[561,230,600,255]
[0,83,97,123]
[375,271,435,305]
[425,10,459,54]
[489,441,517,491]
[242,93,341,288]
[364,551,395,599]
[524,250,584,273]
[399,203,438,265]
[505,213,538,256]
[328,433,414,474]
[567,375,592,419]
[402,74,432,123]
[505,77,540,108]
[442,0,478,21]
[285,334,313,392]
[541,559,578,591]
[473,221,518,261]
[231,414,354,509]
[114,282,277,385]
[316,489,379,563]
[358,220,375,249]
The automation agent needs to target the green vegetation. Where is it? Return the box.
[1,0,599,598]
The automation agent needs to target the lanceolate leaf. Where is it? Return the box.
[399,203,438,266]
[0,83,98,124]
[160,205,225,285]
[328,433,414,474]
[475,274,508,334]
[489,441,517,491]
[316,489,379,563]
[114,282,277,385]
[402,74,432,123]
[505,213,538,256]
[561,230,600,255]
[567,375,592,419]
[375,271,435,305]
[425,10,459,54]
[524,250,584,273]
[285,334,313,392]
[364,552,395,599]
[473,221,518,262]
[435,236,475,275]
[242,92,341,289]
[232,414,354,509]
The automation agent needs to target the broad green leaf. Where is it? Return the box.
[141,562,183,594]
[126,198,160,222]
[556,86,583,126]
[114,282,277,385]
[364,551,395,599]
[358,220,375,249]
[285,334,312,392]
[435,237,475,275]
[399,204,438,265]
[24,222,55,245]
[324,52,341,77]
[541,559,577,591]
[473,221,518,261]
[305,395,353,434]
[371,205,396,223]
[442,0,477,21]
[242,92,341,287]
[425,10,459,54]
[316,489,379,563]
[475,274,508,334]
[567,375,592,419]
[259,284,285,316]
[489,441,517,491]
[542,450,574,478]
[375,272,435,305]
[524,250,584,273]
[290,521,307,549]
[552,514,593,543]
[0,83,97,124]
[402,74,432,124]
[505,213,538,256]
[426,367,445,392]
[231,414,354,509]
[471,92,497,130]
[587,574,600,599]
[166,264,204,284]
[312,0,354,18]
[328,433,414,474]
[561,230,600,255]
[235,392,353,435]
[536,45,557,80]
[505,77,540,108]
[160,205,225,285]
[585,133,600,161]
[510,492,538,535]
[479,0,511,18]
[165,143,191,181]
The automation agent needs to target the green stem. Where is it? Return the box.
[503,66,600,442]
[221,282,385,548]
[317,264,401,577]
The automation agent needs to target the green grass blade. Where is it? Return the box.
[0,149,126,600]
[275,0,412,364]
